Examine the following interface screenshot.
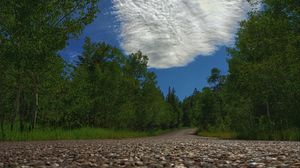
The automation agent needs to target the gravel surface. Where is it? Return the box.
[0,129,299,168]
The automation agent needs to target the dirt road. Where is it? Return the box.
[0,129,299,167]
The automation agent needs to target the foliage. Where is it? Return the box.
[0,0,99,131]
[198,131,237,139]
[0,1,180,139]
[166,87,183,128]
[183,1,300,140]
[0,127,155,141]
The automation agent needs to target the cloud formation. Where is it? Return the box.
[113,0,250,68]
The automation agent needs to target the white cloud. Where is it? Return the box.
[113,0,250,68]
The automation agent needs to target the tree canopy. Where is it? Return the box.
[183,0,300,140]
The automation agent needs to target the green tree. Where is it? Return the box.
[225,0,300,137]
[0,0,99,131]
[166,87,182,128]
[208,68,225,91]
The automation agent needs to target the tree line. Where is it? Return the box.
[183,0,300,140]
[0,0,184,136]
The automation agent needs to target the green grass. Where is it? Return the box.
[252,128,300,141]
[0,127,170,141]
[198,130,237,139]
[198,128,300,141]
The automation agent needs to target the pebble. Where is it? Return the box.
[136,161,143,166]
[52,163,59,167]
[21,166,30,168]
[184,160,195,166]
[248,162,258,168]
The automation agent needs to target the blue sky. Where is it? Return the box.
[61,0,247,99]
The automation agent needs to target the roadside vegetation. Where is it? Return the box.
[2,128,148,141]
[197,129,300,141]
[197,131,237,140]
[183,1,300,141]
[0,1,185,141]
[1,127,176,141]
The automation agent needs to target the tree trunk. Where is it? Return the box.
[0,98,4,138]
[0,118,4,138]
[19,92,24,132]
[32,75,39,129]
[14,85,24,132]
[266,101,271,121]
[11,85,21,131]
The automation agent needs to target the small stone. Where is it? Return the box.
[225,160,231,164]
[232,162,239,166]
[266,157,277,162]
[175,163,186,168]
[279,163,289,168]
[161,161,168,166]
[184,160,195,166]
[101,164,109,167]
[188,152,195,157]
[207,158,214,163]
[278,155,286,161]
[108,153,116,158]
[77,159,85,163]
[21,166,30,168]
[52,163,60,167]
[248,162,258,168]
[160,156,166,161]
[257,163,265,168]
[201,162,213,168]
[136,161,143,166]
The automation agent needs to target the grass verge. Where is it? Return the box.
[198,130,237,139]
[198,128,300,141]
[0,127,172,141]
[239,128,300,141]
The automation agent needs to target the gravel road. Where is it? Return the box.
[0,129,299,168]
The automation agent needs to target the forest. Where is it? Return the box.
[0,0,299,140]
[0,1,183,140]
[183,0,300,140]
